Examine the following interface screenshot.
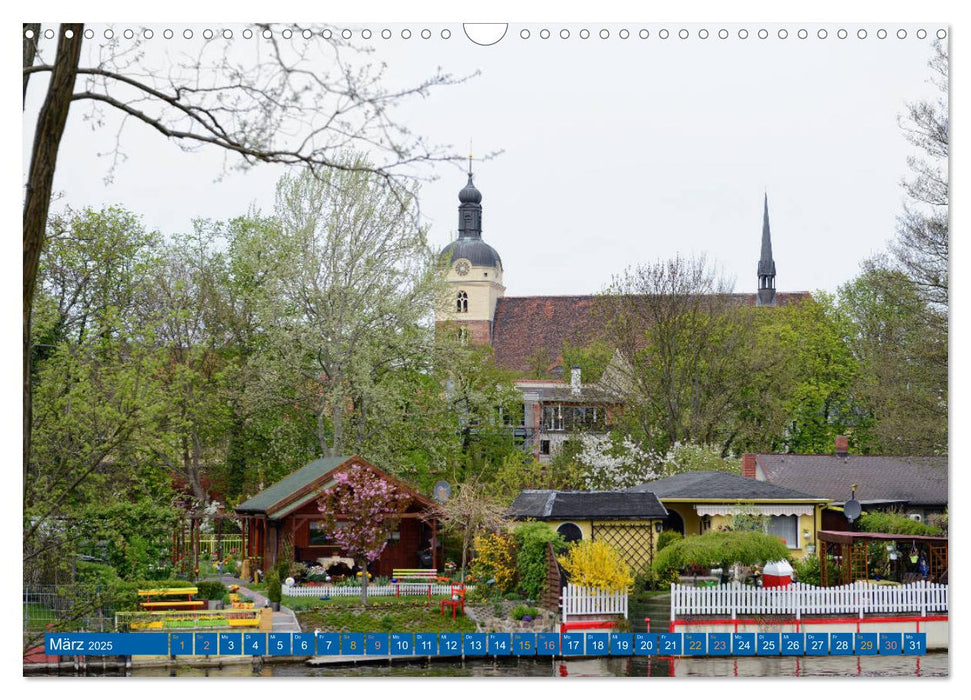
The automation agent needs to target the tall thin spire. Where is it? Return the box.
[756,193,777,307]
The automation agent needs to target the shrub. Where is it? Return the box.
[74,561,123,587]
[469,532,517,594]
[858,511,943,537]
[511,604,539,620]
[635,566,681,592]
[793,554,820,586]
[221,557,238,577]
[657,530,682,552]
[290,562,309,581]
[197,581,227,600]
[653,531,791,575]
[558,540,634,593]
[926,511,948,536]
[265,570,282,604]
[513,522,566,600]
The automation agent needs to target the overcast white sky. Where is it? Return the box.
[22,22,945,298]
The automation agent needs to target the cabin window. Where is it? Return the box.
[556,523,583,543]
[542,405,564,431]
[308,521,328,545]
[542,404,605,431]
[766,515,798,549]
[457,291,468,313]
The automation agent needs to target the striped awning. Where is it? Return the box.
[694,504,815,517]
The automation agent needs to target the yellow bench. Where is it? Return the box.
[138,587,201,611]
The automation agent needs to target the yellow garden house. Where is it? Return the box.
[507,490,668,575]
[629,471,831,560]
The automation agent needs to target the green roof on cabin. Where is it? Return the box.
[234,456,352,517]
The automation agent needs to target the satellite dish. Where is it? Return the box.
[433,481,452,503]
[844,499,862,523]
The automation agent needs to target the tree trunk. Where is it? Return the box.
[359,559,368,605]
[23,23,84,504]
[460,528,471,583]
[23,23,40,106]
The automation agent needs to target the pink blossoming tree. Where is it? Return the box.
[316,467,411,603]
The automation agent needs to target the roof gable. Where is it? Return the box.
[629,471,828,501]
[508,489,668,520]
[235,455,433,519]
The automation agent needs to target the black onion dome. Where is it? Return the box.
[458,174,482,204]
[440,238,503,269]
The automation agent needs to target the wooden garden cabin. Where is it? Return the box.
[234,455,441,577]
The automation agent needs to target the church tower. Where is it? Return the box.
[756,194,777,307]
[436,164,505,345]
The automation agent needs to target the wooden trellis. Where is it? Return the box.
[590,522,655,574]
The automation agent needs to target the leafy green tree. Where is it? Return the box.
[561,339,615,384]
[598,255,791,458]
[237,158,445,459]
[513,522,566,600]
[756,295,862,453]
[71,501,179,579]
[653,531,791,577]
[490,452,583,504]
[146,227,238,506]
[657,442,741,477]
[27,208,176,581]
[838,264,946,454]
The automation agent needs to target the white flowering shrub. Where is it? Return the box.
[574,437,740,489]
[576,434,659,489]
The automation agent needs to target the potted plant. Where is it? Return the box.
[197,580,227,610]
[266,569,282,612]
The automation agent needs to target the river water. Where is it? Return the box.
[128,653,947,678]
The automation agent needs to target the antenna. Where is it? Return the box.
[468,138,473,176]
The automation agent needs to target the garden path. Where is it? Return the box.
[216,575,302,633]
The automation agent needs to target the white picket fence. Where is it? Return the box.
[561,583,629,622]
[671,580,949,621]
[282,583,463,598]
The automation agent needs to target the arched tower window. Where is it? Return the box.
[457,291,468,313]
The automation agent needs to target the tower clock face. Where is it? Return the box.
[455,259,471,276]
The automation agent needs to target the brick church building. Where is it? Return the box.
[435,167,808,460]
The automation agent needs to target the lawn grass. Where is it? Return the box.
[297,601,477,634]
[23,603,57,627]
[284,595,431,611]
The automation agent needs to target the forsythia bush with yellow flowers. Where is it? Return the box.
[558,540,634,593]
[469,532,517,593]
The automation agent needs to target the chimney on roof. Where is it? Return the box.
[835,435,849,457]
[570,365,581,395]
[741,453,757,479]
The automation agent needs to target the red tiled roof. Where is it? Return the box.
[492,296,603,375]
[491,292,811,375]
